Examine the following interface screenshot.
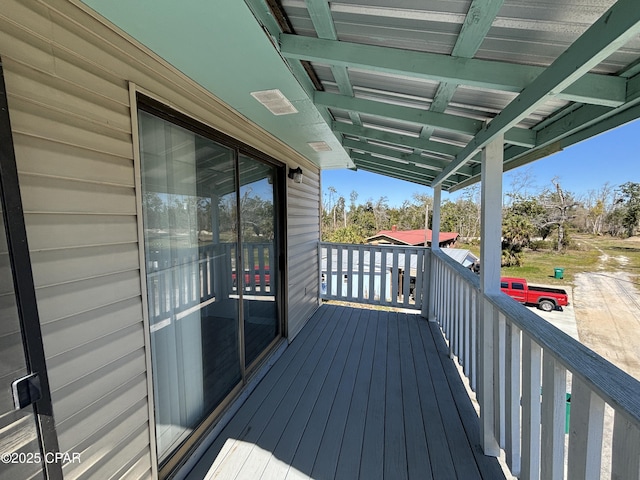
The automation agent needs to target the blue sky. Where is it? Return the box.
[322,119,640,206]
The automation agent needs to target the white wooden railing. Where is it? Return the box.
[145,243,273,327]
[430,248,640,480]
[319,242,426,310]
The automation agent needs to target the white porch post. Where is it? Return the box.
[425,185,441,321]
[478,134,504,457]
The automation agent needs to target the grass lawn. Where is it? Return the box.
[460,233,640,286]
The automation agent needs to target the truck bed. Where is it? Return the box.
[528,285,567,295]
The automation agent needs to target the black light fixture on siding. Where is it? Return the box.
[288,166,303,183]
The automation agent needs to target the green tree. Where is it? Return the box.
[617,182,640,237]
[326,225,367,244]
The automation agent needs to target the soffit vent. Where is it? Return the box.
[250,89,298,115]
[308,141,332,152]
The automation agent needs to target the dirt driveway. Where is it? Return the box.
[573,253,640,380]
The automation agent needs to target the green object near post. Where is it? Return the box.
[566,393,571,434]
[554,267,565,279]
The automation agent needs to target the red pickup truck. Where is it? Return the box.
[500,277,569,312]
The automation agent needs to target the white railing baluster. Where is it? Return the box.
[337,245,344,297]
[567,377,605,480]
[449,271,457,358]
[461,282,468,372]
[440,260,445,320]
[470,288,478,392]
[611,412,640,480]
[415,249,425,309]
[541,352,567,480]
[326,244,333,297]
[446,268,452,340]
[495,311,506,448]
[318,243,426,310]
[521,334,542,480]
[357,245,365,303]
[402,247,412,307]
[369,248,376,302]
[505,321,521,477]
[346,246,354,300]
[455,276,462,358]
[480,297,499,457]
[424,249,640,480]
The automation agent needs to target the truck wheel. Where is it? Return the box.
[539,300,555,312]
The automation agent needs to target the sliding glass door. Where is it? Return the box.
[137,101,283,470]
[238,155,279,367]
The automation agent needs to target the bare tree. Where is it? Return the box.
[538,178,579,250]
[504,166,538,207]
[582,182,614,235]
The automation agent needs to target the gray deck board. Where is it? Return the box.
[333,310,378,480]
[384,313,408,480]
[188,304,507,480]
[359,311,387,480]
[407,315,458,479]
[305,309,366,479]
[398,315,432,480]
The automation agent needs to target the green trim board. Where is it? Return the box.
[81,0,353,169]
[332,122,466,159]
[317,92,535,147]
[433,0,640,187]
[280,34,627,109]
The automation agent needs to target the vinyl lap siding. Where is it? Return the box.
[1,0,323,478]
[1,2,151,478]
[287,166,321,341]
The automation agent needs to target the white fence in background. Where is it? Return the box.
[319,242,426,310]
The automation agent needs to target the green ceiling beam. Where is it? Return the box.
[280,34,626,108]
[352,155,435,181]
[453,0,506,58]
[432,0,640,187]
[351,153,436,184]
[305,0,362,126]
[316,91,536,147]
[343,137,474,178]
[449,73,640,192]
[351,152,460,188]
[333,122,463,158]
[305,0,336,38]
[344,138,447,173]
[316,91,481,135]
[422,0,505,140]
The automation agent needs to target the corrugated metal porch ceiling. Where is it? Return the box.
[246,0,640,191]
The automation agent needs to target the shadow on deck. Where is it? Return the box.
[186,304,507,479]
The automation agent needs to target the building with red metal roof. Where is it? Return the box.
[367,225,459,248]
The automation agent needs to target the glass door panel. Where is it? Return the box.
[139,112,242,460]
[238,155,279,367]
[138,104,284,469]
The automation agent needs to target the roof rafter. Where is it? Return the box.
[342,138,474,177]
[333,121,465,158]
[316,91,536,147]
[432,0,640,188]
[351,153,436,183]
[305,0,362,126]
[351,152,460,189]
[280,34,626,108]
[421,0,505,141]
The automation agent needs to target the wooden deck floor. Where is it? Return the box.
[186,304,507,480]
